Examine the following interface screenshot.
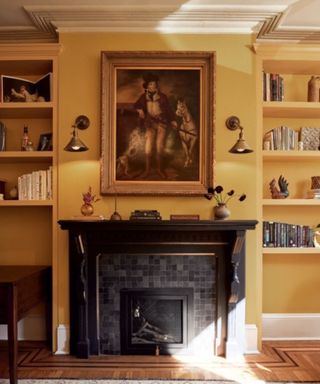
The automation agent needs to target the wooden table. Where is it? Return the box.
[0,266,51,384]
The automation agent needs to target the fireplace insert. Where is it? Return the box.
[120,288,194,355]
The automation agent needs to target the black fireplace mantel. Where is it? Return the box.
[58,219,257,359]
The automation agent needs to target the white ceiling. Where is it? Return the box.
[0,0,319,43]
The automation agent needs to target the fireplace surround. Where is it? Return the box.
[58,219,257,359]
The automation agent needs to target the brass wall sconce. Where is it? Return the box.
[225,116,253,154]
[64,115,90,152]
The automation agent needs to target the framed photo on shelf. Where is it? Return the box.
[37,132,52,151]
[100,51,215,195]
[1,73,52,103]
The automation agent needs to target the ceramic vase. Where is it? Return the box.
[81,203,94,216]
[214,203,230,220]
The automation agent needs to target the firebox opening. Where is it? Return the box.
[120,288,194,355]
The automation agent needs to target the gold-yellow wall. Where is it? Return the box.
[57,32,260,348]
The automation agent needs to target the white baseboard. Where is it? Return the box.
[262,313,320,340]
[0,316,259,355]
[0,314,46,340]
[55,324,70,354]
[245,323,259,353]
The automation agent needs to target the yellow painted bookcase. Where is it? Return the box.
[255,44,320,336]
[0,44,60,345]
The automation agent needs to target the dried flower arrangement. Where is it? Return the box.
[204,185,246,205]
[82,186,100,205]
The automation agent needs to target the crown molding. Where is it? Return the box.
[0,3,319,43]
[0,4,286,42]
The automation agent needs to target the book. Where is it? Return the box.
[130,209,162,220]
[170,214,200,221]
[1,72,52,102]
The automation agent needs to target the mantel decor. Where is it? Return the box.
[100,51,215,196]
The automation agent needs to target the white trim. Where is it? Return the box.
[0,314,46,340]
[262,313,320,340]
[245,323,259,354]
[55,324,70,355]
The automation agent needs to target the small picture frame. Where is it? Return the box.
[37,133,53,151]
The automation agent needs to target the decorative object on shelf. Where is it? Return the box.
[213,203,231,220]
[307,75,320,102]
[64,115,90,152]
[0,121,6,151]
[225,115,253,154]
[100,51,215,196]
[313,224,320,248]
[110,192,122,220]
[1,73,52,102]
[25,140,34,151]
[311,176,320,190]
[300,127,320,150]
[307,176,320,199]
[0,180,5,196]
[298,141,304,151]
[21,125,30,151]
[269,175,289,199]
[204,185,246,220]
[130,210,162,220]
[81,186,100,216]
[37,132,52,151]
[8,186,18,200]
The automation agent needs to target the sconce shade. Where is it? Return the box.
[225,115,253,154]
[64,115,90,152]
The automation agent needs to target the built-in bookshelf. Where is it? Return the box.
[255,44,320,318]
[0,44,60,347]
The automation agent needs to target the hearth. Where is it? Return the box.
[120,288,194,355]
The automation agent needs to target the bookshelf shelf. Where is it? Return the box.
[0,151,53,163]
[263,150,320,161]
[0,200,53,206]
[263,247,320,255]
[0,102,53,118]
[263,199,320,206]
[263,101,320,118]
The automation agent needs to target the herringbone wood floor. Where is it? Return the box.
[1,341,320,382]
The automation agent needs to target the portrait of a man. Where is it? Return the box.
[115,69,200,182]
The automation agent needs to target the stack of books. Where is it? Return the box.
[130,210,162,220]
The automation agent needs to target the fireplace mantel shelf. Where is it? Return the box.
[59,219,257,231]
[58,219,257,360]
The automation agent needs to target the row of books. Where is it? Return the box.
[0,73,52,103]
[18,167,53,200]
[263,221,314,248]
[263,72,284,102]
[263,126,298,150]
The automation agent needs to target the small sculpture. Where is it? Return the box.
[269,175,289,199]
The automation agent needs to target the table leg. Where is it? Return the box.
[7,284,18,384]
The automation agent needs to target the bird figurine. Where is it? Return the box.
[269,175,289,199]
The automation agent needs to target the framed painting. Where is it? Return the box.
[100,51,215,195]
